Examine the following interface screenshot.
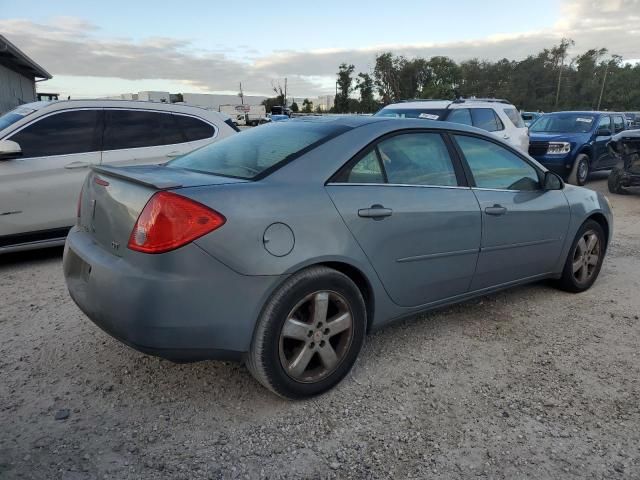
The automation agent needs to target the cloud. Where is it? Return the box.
[1,0,639,97]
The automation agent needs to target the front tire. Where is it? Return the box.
[568,154,590,186]
[246,266,366,399]
[556,220,605,293]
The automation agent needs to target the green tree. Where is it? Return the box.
[302,98,313,113]
[290,101,299,112]
[334,63,355,113]
[356,73,377,113]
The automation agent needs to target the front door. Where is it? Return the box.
[593,116,613,169]
[0,109,102,241]
[326,131,481,307]
[452,134,571,290]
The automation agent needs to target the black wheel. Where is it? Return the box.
[608,168,629,195]
[246,266,366,399]
[557,220,606,293]
[569,154,590,186]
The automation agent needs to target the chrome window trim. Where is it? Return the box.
[326,182,471,190]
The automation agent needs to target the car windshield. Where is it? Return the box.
[374,108,447,120]
[168,120,350,179]
[530,114,596,133]
[0,106,37,131]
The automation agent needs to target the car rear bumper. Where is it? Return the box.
[63,227,284,362]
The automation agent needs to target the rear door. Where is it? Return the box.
[326,131,482,307]
[501,107,529,153]
[0,109,102,239]
[452,133,570,290]
[100,109,217,167]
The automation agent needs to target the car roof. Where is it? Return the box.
[546,111,624,116]
[18,99,227,117]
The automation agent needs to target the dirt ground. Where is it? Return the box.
[1,175,639,480]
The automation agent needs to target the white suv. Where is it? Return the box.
[0,100,238,253]
[375,98,529,152]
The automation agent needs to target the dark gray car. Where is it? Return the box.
[63,116,613,399]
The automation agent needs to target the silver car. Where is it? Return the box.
[63,117,612,399]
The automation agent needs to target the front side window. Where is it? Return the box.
[613,115,625,133]
[9,110,100,158]
[455,135,540,191]
[471,108,503,132]
[446,108,473,126]
[596,116,612,135]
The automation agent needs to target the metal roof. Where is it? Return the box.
[0,35,52,80]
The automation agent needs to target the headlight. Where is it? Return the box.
[547,142,571,155]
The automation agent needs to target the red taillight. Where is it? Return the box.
[128,191,225,254]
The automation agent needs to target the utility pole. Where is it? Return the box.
[554,57,564,109]
[597,61,610,111]
[239,82,244,105]
[284,77,287,107]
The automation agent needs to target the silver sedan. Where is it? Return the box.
[63,116,612,398]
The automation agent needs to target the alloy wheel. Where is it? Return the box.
[572,230,600,284]
[278,291,354,383]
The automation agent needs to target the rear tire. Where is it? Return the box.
[568,154,590,186]
[246,266,366,399]
[556,220,605,293]
[608,168,629,195]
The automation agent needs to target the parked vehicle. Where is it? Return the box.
[528,111,627,185]
[219,104,249,126]
[522,111,542,127]
[246,105,269,126]
[63,116,612,399]
[374,98,529,152]
[0,100,237,253]
[608,129,640,194]
[624,112,640,129]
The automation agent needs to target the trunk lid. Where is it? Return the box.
[80,165,247,256]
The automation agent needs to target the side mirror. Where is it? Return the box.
[543,171,564,190]
[597,128,612,136]
[0,140,22,161]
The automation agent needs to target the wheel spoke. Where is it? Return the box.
[576,237,587,256]
[586,234,598,254]
[312,292,329,325]
[587,254,598,266]
[326,312,351,335]
[572,258,583,274]
[317,343,339,370]
[282,317,310,341]
[287,345,315,377]
[577,264,588,283]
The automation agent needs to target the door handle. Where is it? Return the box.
[484,204,507,216]
[166,151,181,158]
[64,161,91,169]
[358,204,393,219]
[502,134,510,139]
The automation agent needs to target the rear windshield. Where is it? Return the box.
[530,114,596,133]
[0,106,37,131]
[375,108,447,120]
[168,120,350,179]
[504,108,525,128]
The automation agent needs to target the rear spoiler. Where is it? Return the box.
[92,165,183,190]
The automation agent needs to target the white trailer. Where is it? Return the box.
[138,91,171,103]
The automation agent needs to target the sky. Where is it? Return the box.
[1,0,639,98]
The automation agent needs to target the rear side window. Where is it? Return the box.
[446,108,472,126]
[471,108,503,132]
[335,133,458,187]
[504,108,525,128]
[613,115,625,133]
[174,114,216,141]
[104,110,175,150]
[455,135,540,191]
[10,110,100,158]
[169,120,350,179]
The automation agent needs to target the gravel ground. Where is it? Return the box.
[1,176,639,480]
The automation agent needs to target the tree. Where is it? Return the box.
[334,63,355,113]
[290,101,299,112]
[302,98,313,113]
[356,73,377,113]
